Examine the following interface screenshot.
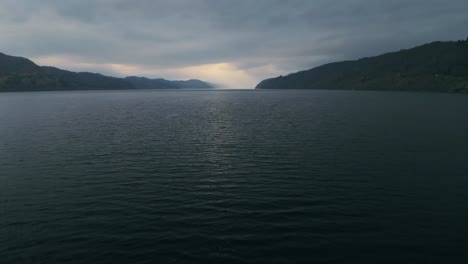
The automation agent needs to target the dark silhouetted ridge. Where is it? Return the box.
[124,77,214,89]
[0,52,213,92]
[256,39,468,93]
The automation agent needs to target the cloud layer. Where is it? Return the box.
[1,0,467,87]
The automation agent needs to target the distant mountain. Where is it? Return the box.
[0,52,214,92]
[124,76,214,89]
[256,39,468,93]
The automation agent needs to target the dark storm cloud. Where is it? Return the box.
[1,0,467,87]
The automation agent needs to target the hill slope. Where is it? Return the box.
[124,77,214,89]
[0,52,213,91]
[256,39,468,93]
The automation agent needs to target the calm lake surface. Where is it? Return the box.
[1,89,468,263]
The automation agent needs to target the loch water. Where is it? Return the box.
[1,89,468,263]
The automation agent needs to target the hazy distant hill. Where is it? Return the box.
[124,76,214,89]
[0,52,213,91]
[256,39,468,93]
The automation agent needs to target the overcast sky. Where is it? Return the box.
[1,0,467,88]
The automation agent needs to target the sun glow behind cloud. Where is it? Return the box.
[33,56,280,88]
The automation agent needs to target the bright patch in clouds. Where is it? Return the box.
[173,63,258,88]
[33,56,279,88]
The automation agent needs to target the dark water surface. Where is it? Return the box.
[1,89,468,263]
